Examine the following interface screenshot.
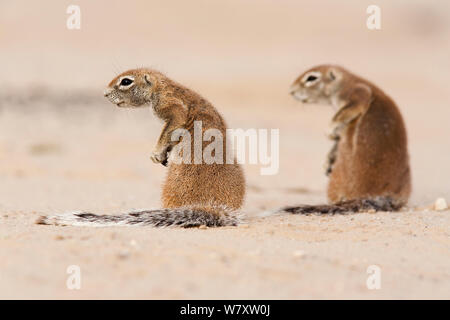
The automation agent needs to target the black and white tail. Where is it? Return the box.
[36,206,240,228]
[281,197,403,215]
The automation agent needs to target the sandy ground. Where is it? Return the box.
[0,0,449,299]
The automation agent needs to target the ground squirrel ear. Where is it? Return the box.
[329,70,336,80]
[324,68,343,95]
[144,74,153,86]
[328,68,341,81]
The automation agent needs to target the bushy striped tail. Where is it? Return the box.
[36,207,239,228]
[281,197,403,215]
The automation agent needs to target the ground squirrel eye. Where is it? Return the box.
[306,75,318,82]
[120,78,133,86]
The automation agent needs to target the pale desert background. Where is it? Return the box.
[0,0,449,299]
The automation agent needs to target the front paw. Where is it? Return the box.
[150,150,168,166]
[324,160,334,176]
[324,143,339,176]
[150,146,172,167]
[327,125,342,141]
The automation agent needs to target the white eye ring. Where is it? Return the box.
[302,72,321,87]
[117,76,135,89]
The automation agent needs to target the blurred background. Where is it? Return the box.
[1,0,450,300]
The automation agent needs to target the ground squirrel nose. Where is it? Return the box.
[104,88,113,97]
[289,85,299,95]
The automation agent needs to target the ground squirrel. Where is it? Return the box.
[37,68,245,227]
[283,65,411,214]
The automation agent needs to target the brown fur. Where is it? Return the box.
[37,69,245,227]
[286,65,411,213]
[104,68,245,211]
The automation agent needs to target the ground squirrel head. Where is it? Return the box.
[290,65,344,105]
[104,68,163,108]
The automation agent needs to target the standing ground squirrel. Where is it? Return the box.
[37,68,246,227]
[283,65,411,214]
